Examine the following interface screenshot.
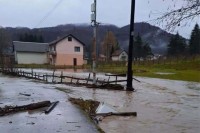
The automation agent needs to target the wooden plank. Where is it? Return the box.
[93,112,137,117]
[105,74,126,77]
[0,101,51,116]
[45,101,59,114]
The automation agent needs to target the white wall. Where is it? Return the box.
[112,56,119,61]
[16,52,48,64]
[119,51,128,61]
[112,51,128,61]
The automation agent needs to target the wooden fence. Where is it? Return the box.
[0,68,126,90]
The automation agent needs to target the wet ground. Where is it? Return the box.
[1,70,200,133]
[0,75,98,133]
[55,76,200,133]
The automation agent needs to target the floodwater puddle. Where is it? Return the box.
[155,72,176,75]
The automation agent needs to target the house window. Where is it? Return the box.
[68,36,72,41]
[74,46,80,52]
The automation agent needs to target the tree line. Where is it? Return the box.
[168,24,200,56]
[132,34,152,60]
[19,33,44,43]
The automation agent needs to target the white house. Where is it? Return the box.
[111,50,128,61]
[13,41,49,64]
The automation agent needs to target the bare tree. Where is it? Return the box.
[153,0,200,31]
[0,28,11,69]
[101,31,118,61]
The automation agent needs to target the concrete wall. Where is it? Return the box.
[53,37,84,66]
[16,52,48,64]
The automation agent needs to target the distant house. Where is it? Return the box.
[49,34,85,66]
[13,41,49,64]
[111,50,128,61]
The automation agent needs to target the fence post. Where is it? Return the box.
[45,73,48,82]
[60,71,63,83]
[71,77,73,84]
[31,69,33,78]
[52,70,55,83]
[86,73,91,85]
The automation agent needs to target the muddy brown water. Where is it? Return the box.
[0,72,199,133]
[56,77,200,133]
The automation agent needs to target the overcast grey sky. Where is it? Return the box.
[0,0,199,38]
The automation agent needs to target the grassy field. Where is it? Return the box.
[13,57,200,82]
[96,57,200,82]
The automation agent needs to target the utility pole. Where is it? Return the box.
[91,0,97,84]
[126,0,135,91]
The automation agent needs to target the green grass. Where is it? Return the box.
[96,58,200,82]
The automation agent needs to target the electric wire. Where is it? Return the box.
[34,0,64,28]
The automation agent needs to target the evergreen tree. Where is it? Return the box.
[142,43,152,58]
[189,24,200,55]
[38,35,44,43]
[24,33,29,42]
[32,35,37,42]
[134,34,143,59]
[167,33,186,56]
[18,33,44,43]
[132,34,152,59]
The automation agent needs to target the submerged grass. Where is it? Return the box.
[96,58,200,82]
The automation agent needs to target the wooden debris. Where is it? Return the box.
[45,101,59,114]
[0,101,51,116]
[93,112,137,117]
[133,77,141,82]
[69,98,100,114]
[19,93,31,97]
[69,98,137,119]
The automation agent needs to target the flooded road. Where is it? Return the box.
[55,76,200,133]
[1,71,200,133]
[0,75,98,133]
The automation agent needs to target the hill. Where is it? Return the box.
[4,22,175,55]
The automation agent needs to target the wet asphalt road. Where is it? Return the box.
[0,75,98,133]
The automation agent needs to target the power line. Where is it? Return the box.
[34,0,64,28]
